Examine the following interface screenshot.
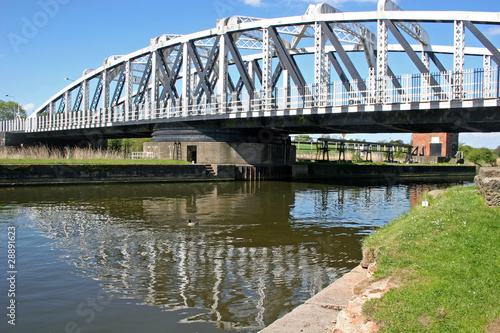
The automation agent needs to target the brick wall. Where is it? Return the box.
[412,133,458,158]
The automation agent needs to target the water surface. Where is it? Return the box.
[0,181,463,332]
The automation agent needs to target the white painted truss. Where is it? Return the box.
[2,0,499,134]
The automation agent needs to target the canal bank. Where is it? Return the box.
[0,163,476,186]
[261,184,500,333]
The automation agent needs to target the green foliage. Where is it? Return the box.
[461,145,497,166]
[0,100,26,120]
[480,148,498,165]
[494,145,500,157]
[363,186,500,332]
[294,134,313,142]
[389,139,405,146]
[107,138,151,154]
[108,139,122,151]
[458,143,474,156]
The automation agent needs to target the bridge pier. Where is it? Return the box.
[144,125,296,165]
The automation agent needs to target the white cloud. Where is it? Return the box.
[486,26,500,37]
[22,103,36,113]
[242,0,264,7]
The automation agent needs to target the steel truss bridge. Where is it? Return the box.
[2,0,500,144]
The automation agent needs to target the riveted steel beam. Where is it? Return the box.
[426,52,447,73]
[193,35,221,101]
[321,21,367,95]
[73,86,83,112]
[267,26,306,92]
[111,69,126,106]
[158,49,182,107]
[224,33,255,93]
[384,19,443,95]
[134,55,153,106]
[187,40,213,98]
[252,59,263,83]
[327,52,351,92]
[90,76,103,111]
[57,97,65,114]
[463,20,500,66]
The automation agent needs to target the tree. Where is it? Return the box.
[295,134,313,142]
[467,149,483,165]
[108,139,122,151]
[458,143,473,156]
[0,100,26,120]
[389,139,405,146]
[494,145,500,157]
[465,147,498,166]
[479,148,497,166]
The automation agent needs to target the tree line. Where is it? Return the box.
[0,100,26,120]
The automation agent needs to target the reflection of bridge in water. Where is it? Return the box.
[16,181,445,330]
[1,0,500,164]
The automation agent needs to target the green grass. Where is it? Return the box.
[0,158,190,165]
[362,186,500,332]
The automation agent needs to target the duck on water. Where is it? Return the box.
[187,219,199,227]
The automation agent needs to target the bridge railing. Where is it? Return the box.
[0,117,26,132]
[2,67,499,134]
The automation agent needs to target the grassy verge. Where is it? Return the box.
[0,158,190,165]
[362,186,499,332]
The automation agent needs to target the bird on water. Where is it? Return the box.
[187,219,199,227]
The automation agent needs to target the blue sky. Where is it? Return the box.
[1,0,499,148]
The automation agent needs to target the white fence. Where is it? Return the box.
[131,152,156,160]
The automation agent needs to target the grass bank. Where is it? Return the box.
[362,186,499,332]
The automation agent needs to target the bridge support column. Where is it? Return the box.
[144,124,295,165]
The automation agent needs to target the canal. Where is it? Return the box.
[0,180,469,332]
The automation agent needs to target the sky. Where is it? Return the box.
[1,0,499,148]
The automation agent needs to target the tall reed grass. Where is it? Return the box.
[0,146,124,160]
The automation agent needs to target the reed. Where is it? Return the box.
[0,146,124,160]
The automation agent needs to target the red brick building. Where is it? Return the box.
[412,133,459,158]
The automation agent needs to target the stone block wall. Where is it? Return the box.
[475,167,500,207]
[144,141,296,165]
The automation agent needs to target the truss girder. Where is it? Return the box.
[111,69,126,106]
[463,20,500,66]
[57,98,65,114]
[426,52,447,73]
[134,55,153,106]
[327,52,351,92]
[90,76,103,111]
[224,33,255,94]
[268,26,306,92]
[384,19,443,95]
[187,41,213,98]
[379,0,429,45]
[73,86,83,112]
[30,5,500,121]
[321,21,367,95]
[192,35,221,101]
[158,49,182,107]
